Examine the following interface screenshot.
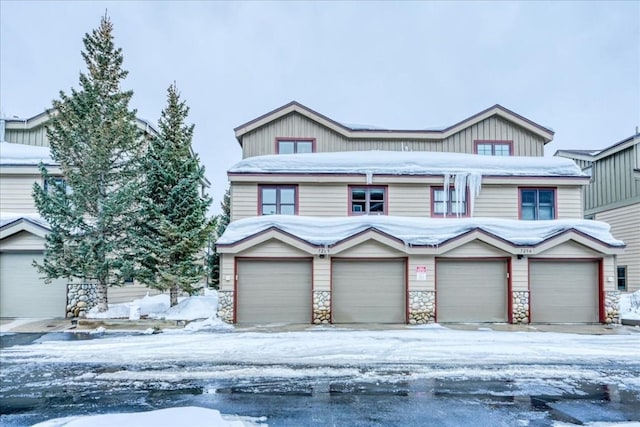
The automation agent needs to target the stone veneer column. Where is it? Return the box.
[512,291,530,324]
[217,291,235,323]
[66,283,99,318]
[313,291,331,324]
[408,291,435,324]
[604,291,621,324]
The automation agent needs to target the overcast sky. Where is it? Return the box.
[1,1,638,214]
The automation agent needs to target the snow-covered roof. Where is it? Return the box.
[229,151,585,177]
[0,141,56,166]
[217,215,623,248]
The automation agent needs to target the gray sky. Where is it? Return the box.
[1,1,638,214]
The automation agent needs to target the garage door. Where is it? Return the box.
[332,259,406,323]
[236,259,312,324]
[530,261,599,323]
[436,260,507,322]
[0,252,67,318]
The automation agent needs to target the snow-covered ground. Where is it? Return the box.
[620,290,640,321]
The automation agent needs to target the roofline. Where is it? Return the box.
[555,132,640,162]
[233,101,555,146]
[0,217,51,240]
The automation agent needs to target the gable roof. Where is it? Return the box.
[555,132,639,163]
[0,213,51,240]
[233,101,555,146]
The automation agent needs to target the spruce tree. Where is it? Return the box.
[208,186,230,288]
[33,15,143,312]
[135,83,213,306]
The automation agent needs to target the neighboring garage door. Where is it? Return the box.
[0,252,67,318]
[236,259,312,324]
[332,259,406,323]
[436,260,507,322]
[530,261,599,323]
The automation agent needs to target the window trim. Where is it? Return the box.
[258,185,299,215]
[518,187,557,220]
[348,185,388,215]
[474,140,514,156]
[430,186,470,218]
[43,176,67,194]
[617,265,627,291]
[275,137,316,154]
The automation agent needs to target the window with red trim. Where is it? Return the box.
[259,185,297,215]
[277,139,314,154]
[520,188,555,220]
[475,141,512,156]
[350,186,386,214]
[432,187,468,217]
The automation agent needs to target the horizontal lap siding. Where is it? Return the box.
[408,256,435,291]
[441,240,508,257]
[336,240,404,258]
[313,257,331,291]
[230,183,257,221]
[219,254,235,292]
[242,114,546,158]
[299,184,346,216]
[557,187,583,218]
[238,240,310,257]
[0,176,39,213]
[0,232,45,251]
[473,186,518,218]
[388,184,429,217]
[596,203,640,291]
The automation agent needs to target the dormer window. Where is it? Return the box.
[475,140,512,156]
[276,138,315,154]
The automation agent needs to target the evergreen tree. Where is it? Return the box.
[207,186,230,288]
[135,83,213,306]
[33,15,143,312]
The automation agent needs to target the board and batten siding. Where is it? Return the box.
[0,175,40,213]
[596,203,640,292]
[585,146,640,214]
[241,113,546,158]
[4,126,50,147]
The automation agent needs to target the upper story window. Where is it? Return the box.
[44,177,68,194]
[475,140,512,156]
[617,266,627,291]
[259,185,297,215]
[432,187,468,217]
[520,188,556,220]
[350,186,386,215]
[276,138,315,154]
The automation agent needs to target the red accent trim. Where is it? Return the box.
[518,187,558,220]
[347,185,388,216]
[430,185,471,218]
[233,257,238,324]
[405,257,409,324]
[599,259,605,323]
[507,257,513,324]
[434,260,438,323]
[257,184,299,216]
[275,137,317,154]
[474,140,514,156]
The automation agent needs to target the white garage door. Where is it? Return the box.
[236,259,312,324]
[530,261,599,323]
[436,260,507,322]
[332,259,406,323]
[0,252,67,318]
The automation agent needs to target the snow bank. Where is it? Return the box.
[228,150,585,177]
[217,215,624,247]
[31,406,266,427]
[0,211,50,229]
[0,141,56,165]
[620,290,640,321]
[150,295,218,321]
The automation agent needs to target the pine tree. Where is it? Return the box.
[135,83,213,306]
[208,186,230,288]
[33,15,143,312]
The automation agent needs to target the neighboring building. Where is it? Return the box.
[0,112,163,318]
[556,133,640,293]
[216,102,625,325]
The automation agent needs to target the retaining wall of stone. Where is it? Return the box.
[66,283,99,318]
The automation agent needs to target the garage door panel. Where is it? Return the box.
[237,259,312,324]
[332,260,405,324]
[1,253,67,318]
[530,261,598,323]
[437,260,507,323]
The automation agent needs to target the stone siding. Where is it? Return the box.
[217,291,234,323]
[604,291,621,324]
[512,291,530,324]
[313,291,331,324]
[408,291,435,324]
[66,283,99,318]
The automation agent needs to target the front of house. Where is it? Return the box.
[216,102,625,325]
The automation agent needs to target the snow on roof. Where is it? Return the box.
[0,212,50,230]
[229,151,585,177]
[217,215,623,248]
[0,141,56,165]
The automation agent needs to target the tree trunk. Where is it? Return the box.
[95,281,109,312]
[170,285,179,307]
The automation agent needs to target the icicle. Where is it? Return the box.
[442,173,450,218]
[454,173,467,218]
[467,173,482,217]
[365,171,373,184]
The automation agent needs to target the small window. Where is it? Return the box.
[276,139,314,154]
[432,187,468,217]
[520,188,556,220]
[44,177,67,194]
[259,185,297,215]
[350,186,386,215]
[475,141,512,156]
[617,266,627,291]
[124,277,134,286]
